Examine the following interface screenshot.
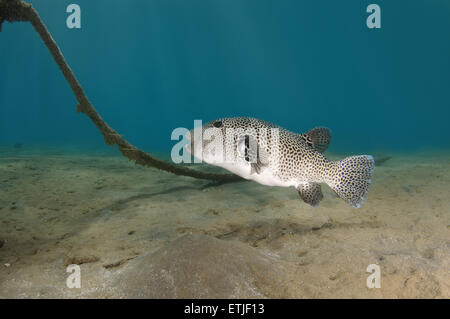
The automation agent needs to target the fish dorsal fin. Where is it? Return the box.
[301,127,331,153]
[237,135,268,175]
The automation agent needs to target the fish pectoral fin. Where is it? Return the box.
[238,134,269,175]
[250,160,264,175]
[302,127,332,153]
[296,182,323,207]
[249,146,269,175]
[250,163,259,175]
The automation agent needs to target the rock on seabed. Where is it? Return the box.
[113,234,296,298]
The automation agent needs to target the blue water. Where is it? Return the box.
[1,0,449,154]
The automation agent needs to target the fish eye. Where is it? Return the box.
[213,121,223,128]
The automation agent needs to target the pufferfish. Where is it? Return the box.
[185,117,374,208]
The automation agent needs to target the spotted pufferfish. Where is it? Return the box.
[186,117,374,208]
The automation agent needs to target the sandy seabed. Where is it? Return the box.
[0,149,449,298]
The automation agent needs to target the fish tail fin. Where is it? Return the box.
[327,155,375,208]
